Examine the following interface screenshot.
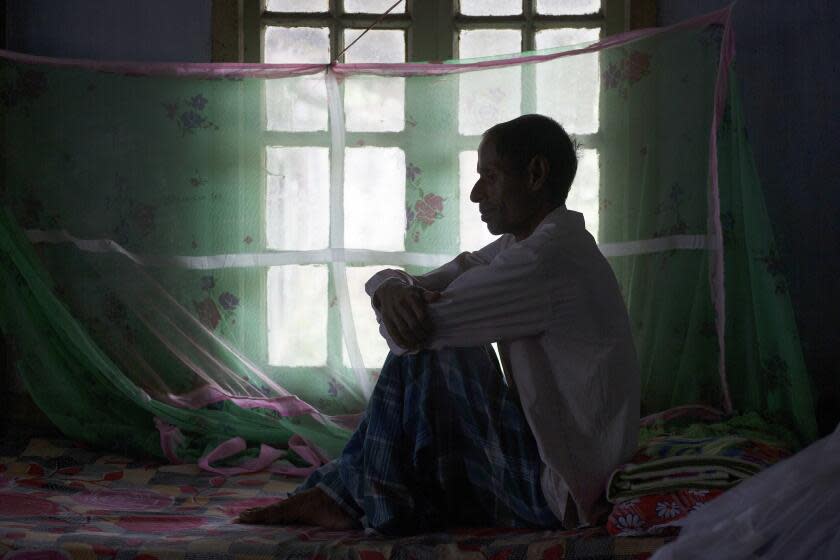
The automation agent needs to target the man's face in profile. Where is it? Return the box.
[470,135,541,238]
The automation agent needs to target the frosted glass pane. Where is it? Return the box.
[459,66,521,135]
[460,0,521,15]
[537,0,601,15]
[459,30,521,135]
[344,30,405,132]
[459,29,521,59]
[536,28,601,49]
[265,75,327,131]
[264,28,330,130]
[345,148,406,250]
[565,149,599,240]
[345,77,404,132]
[344,0,406,13]
[266,147,329,250]
[268,265,328,366]
[536,49,598,134]
[343,266,399,368]
[266,0,328,11]
[459,151,499,251]
[264,27,330,63]
[344,29,405,63]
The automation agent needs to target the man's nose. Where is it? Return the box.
[470,180,483,203]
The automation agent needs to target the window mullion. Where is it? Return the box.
[522,0,536,114]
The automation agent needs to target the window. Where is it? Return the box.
[231,0,626,377]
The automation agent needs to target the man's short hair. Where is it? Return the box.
[484,114,579,205]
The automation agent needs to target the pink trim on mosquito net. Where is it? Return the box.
[163,384,317,417]
[0,49,325,78]
[196,434,330,477]
[154,417,186,464]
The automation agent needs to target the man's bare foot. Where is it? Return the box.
[235,487,360,529]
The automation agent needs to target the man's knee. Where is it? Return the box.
[380,346,501,390]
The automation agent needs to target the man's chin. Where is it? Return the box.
[485,223,503,235]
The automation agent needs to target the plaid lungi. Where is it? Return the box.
[297,346,560,535]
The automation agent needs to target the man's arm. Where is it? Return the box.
[365,236,511,352]
[364,235,510,297]
[423,241,571,349]
[374,239,570,353]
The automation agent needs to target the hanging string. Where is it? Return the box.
[333,0,405,62]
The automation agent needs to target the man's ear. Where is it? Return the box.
[527,154,550,193]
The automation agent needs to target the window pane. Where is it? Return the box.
[343,265,398,368]
[536,28,601,49]
[566,149,599,240]
[345,147,406,251]
[344,30,405,132]
[459,66,521,135]
[344,29,404,63]
[459,29,521,59]
[459,151,499,251]
[264,27,329,130]
[266,75,328,131]
[344,0,406,13]
[266,147,329,250]
[266,0,328,11]
[264,27,330,63]
[460,0,521,15]
[536,48,598,133]
[458,30,521,135]
[268,265,328,366]
[537,0,601,15]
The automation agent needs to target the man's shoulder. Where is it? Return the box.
[519,211,594,257]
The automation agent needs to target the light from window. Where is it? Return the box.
[266,147,330,250]
[459,151,499,251]
[264,27,330,131]
[537,0,602,15]
[343,265,401,367]
[266,0,328,12]
[264,27,330,63]
[460,0,522,15]
[344,147,406,251]
[343,29,406,131]
[535,31,599,134]
[458,30,522,135]
[535,27,601,49]
[459,29,522,59]
[566,148,600,239]
[268,265,329,366]
[344,0,406,13]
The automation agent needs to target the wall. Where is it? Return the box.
[660,0,840,435]
[5,0,212,61]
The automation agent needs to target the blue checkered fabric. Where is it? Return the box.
[297,346,560,535]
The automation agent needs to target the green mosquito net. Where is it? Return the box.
[0,6,817,472]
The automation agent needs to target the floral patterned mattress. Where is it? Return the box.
[0,439,671,560]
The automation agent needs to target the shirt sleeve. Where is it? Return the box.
[364,235,510,297]
[363,236,512,355]
[423,240,568,349]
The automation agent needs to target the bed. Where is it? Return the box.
[0,438,672,560]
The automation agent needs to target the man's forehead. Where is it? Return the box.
[477,136,500,166]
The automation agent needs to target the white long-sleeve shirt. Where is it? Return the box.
[364,206,640,526]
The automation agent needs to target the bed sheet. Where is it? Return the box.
[0,439,671,560]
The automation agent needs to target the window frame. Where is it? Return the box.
[212,0,636,389]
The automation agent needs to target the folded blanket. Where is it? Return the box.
[606,435,790,502]
[606,407,796,503]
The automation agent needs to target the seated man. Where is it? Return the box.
[238,114,640,534]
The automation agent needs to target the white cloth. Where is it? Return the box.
[365,206,640,525]
[651,422,840,560]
